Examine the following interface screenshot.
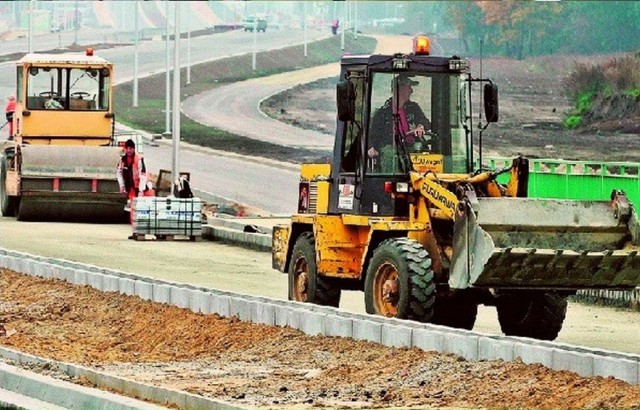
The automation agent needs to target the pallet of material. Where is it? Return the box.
[132,196,203,240]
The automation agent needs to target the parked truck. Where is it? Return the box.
[272,35,640,340]
[0,49,126,222]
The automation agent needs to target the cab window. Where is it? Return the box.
[26,66,110,111]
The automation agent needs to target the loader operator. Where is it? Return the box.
[117,139,152,228]
[368,75,431,161]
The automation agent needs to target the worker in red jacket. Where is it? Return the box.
[116,139,154,230]
[4,96,15,139]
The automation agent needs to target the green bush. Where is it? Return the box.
[575,92,595,114]
[563,115,582,129]
[562,62,607,101]
[623,88,640,99]
[562,53,640,129]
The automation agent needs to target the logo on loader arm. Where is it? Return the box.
[410,153,444,174]
[420,178,458,219]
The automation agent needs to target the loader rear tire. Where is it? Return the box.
[288,232,341,307]
[0,156,17,217]
[432,291,478,330]
[496,291,567,341]
[365,238,435,322]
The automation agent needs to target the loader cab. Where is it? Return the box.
[330,45,474,217]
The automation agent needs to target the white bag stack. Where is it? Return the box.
[132,196,202,238]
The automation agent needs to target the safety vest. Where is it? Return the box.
[119,152,149,192]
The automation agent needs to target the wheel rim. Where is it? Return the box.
[373,262,399,317]
[292,257,309,302]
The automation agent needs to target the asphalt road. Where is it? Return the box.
[182,64,337,149]
[139,137,301,214]
[1,27,330,214]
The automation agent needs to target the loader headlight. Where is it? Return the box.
[385,181,410,194]
[395,182,409,193]
[449,59,468,71]
[392,55,410,70]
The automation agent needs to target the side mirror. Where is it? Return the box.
[336,80,355,122]
[483,83,499,123]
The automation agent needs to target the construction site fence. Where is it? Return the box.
[485,157,640,205]
[486,156,640,307]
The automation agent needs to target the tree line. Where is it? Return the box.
[402,1,640,59]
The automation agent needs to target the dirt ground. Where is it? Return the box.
[2,269,640,410]
[262,53,640,163]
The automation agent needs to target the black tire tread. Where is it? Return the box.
[289,232,341,307]
[365,238,435,322]
[496,291,567,340]
[0,156,16,217]
[431,292,478,330]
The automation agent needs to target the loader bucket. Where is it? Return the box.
[450,197,640,290]
[17,145,127,222]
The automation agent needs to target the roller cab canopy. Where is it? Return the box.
[16,51,114,146]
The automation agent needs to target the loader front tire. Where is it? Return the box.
[365,238,435,322]
[496,291,567,341]
[288,232,341,307]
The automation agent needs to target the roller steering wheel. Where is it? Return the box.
[71,91,91,99]
[39,91,59,97]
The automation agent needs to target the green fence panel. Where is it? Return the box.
[481,157,640,205]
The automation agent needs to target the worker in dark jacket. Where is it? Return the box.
[368,75,431,160]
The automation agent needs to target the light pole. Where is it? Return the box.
[73,0,78,45]
[171,2,181,185]
[341,2,346,50]
[133,0,139,108]
[28,0,34,53]
[354,2,358,41]
[303,2,307,58]
[251,15,257,71]
[164,0,171,137]
[186,27,191,85]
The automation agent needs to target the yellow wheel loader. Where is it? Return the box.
[0,50,126,222]
[272,35,640,341]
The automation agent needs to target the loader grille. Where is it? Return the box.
[307,182,318,214]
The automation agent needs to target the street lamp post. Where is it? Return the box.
[354,2,358,41]
[303,2,307,58]
[28,0,34,53]
[341,2,346,50]
[186,27,191,85]
[251,16,257,71]
[133,0,139,108]
[74,0,78,45]
[171,2,181,185]
[164,0,171,136]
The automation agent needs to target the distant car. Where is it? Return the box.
[243,17,267,33]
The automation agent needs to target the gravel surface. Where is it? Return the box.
[2,269,640,410]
